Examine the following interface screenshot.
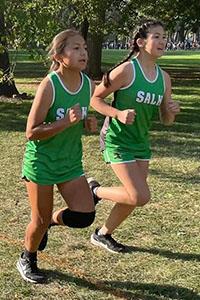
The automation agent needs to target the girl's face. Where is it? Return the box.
[59,35,88,71]
[142,25,167,58]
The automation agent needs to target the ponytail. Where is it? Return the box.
[104,19,164,87]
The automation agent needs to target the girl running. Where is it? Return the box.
[17,29,97,283]
[88,20,180,253]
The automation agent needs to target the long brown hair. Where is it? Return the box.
[103,20,164,87]
[48,29,83,71]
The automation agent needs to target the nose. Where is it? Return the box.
[80,47,86,55]
[159,39,165,47]
[81,49,88,58]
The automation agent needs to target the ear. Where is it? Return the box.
[136,38,145,48]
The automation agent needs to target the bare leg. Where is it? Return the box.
[100,203,135,234]
[95,186,132,204]
[24,181,53,252]
[98,161,149,235]
[52,176,94,224]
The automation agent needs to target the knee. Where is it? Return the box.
[136,190,151,206]
[32,216,51,231]
[62,209,95,228]
[128,190,151,207]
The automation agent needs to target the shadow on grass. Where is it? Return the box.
[125,246,200,262]
[150,168,200,184]
[151,99,200,135]
[0,101,100,135]
[151,136,200,160]
[0,101,31,132]
[15,61,48,79]
[149,97,200,161]
[173,88,200,97]
[44,269,200,300]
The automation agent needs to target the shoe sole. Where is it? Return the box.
[16,261,45,284]
[90,234,120,254]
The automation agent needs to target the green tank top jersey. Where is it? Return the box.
[102,58,165,157]
[22,71,91,185]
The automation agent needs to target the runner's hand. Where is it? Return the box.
[167,100,180,115]
[66,103,82,125]
[116,109,136,124]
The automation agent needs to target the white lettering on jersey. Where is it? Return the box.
[81,107,88,119]
[144,92,151,104]
[136,91,145,102]
[150,93,157,105]
[56,106,88,120]
[136,91,163,106]
[156,95,163,106]
[56,108,65,120]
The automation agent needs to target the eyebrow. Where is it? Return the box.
[153,32,166,36]
[73,42,87,46]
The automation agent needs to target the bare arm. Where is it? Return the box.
[90,62,136,124]
[26,77,81,140]
[160,71,180,125]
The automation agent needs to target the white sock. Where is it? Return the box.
[98,228,105,235]
[93,187,99,195]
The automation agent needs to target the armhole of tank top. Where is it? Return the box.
[160,68,166,94]
[47,74,55,108]
[119,60,135,90]
[83,73,92,98]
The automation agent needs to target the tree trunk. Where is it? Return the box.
[81,18,89,40]
[87,32,103,80]
[0,10,19,97]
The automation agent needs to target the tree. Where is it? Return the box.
[3,0,147,81]
[4,0,140,80]
[0,0,19,97]
[139,0,200,42]
[3,0,200,88]
[65,0,140,78]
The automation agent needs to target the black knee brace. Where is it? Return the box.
[62,209,95,228]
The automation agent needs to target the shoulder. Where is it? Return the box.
[35,75,53,102]
[82,72,95,95]
[161,70,171,90]
[110,61,134,87]
[111,61,133,77]
[161,69,171,82]
[39,75,53,89]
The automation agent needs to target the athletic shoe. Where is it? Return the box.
[16,253,46,284]
[91,228,126,253]
[87,177,102,205]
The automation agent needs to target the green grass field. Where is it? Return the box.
[0,50,199,300]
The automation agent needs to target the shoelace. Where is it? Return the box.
[106,235,125,249]
[25,258,39,273]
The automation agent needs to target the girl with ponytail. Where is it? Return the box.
[88,20,180,253]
